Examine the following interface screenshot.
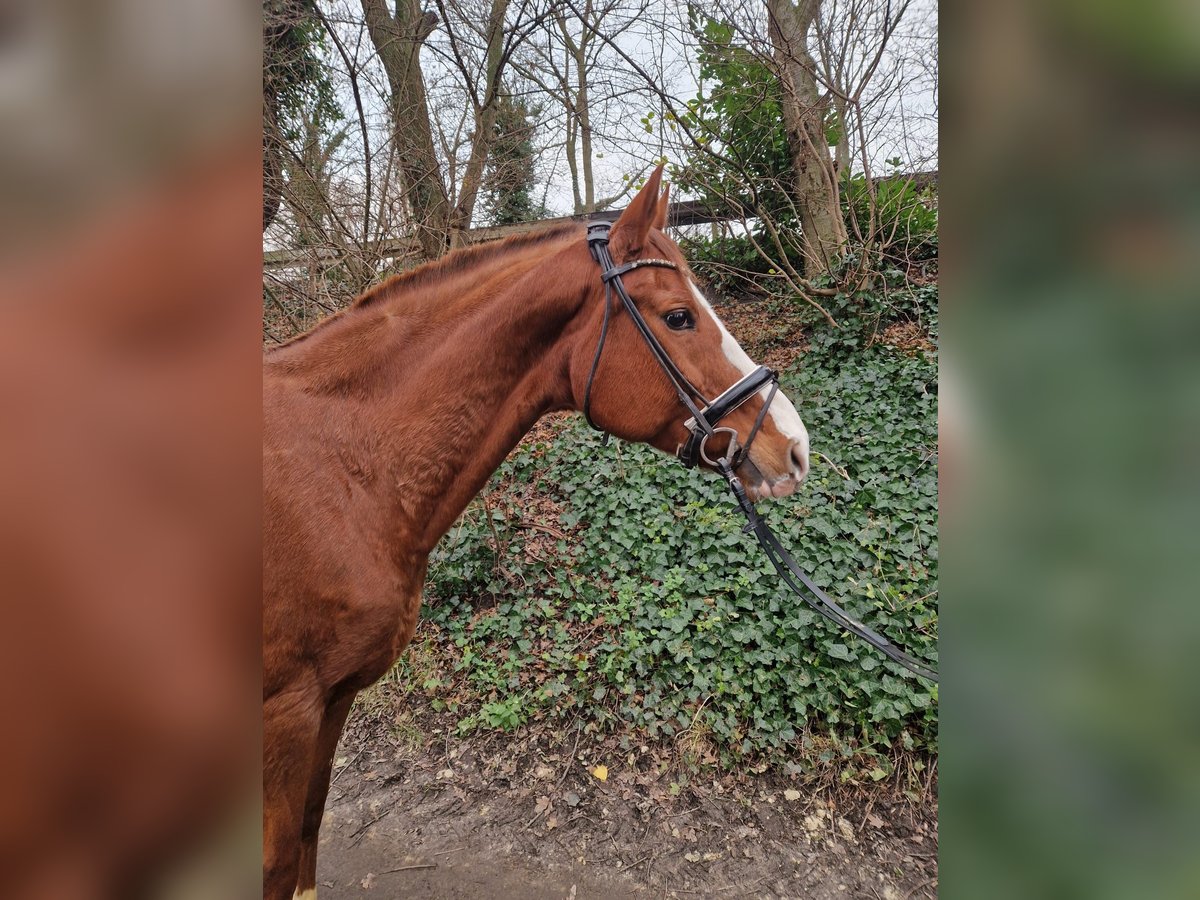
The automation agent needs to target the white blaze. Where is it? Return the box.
[688,281,810,471]
[294,889,317,900]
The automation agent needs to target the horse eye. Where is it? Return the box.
[665,309,694,330]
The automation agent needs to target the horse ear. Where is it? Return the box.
[610,164,665,259]
[654,182,670,230]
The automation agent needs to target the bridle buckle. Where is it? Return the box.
[698,427,740,468]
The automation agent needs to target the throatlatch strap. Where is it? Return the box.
[583,281,614,432]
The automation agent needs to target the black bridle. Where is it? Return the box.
[582,222,938,683]
[584,222,778,469]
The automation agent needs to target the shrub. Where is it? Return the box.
[843,174,939,264]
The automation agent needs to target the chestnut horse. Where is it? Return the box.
[262,169,810,899]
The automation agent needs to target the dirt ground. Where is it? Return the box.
[313,701,937,899]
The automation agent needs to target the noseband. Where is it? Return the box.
[583,222,779,468]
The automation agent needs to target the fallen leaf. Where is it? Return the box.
[361,873,375,889]
[783,789,802,802]
[564,792,581,807]
[684,851,701,863]
[592,765,608,782]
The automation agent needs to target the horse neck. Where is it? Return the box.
[268,236,592,552]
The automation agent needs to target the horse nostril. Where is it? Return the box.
[790,441,810,480]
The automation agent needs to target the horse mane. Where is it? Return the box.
[354,223,581,309]
[265,223,583,354]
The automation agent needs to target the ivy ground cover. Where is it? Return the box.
[394,302,938,778]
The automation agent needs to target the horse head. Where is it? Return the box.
[572,167,810,500]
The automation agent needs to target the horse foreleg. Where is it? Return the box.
[263,683,323,900]
[293,691,355,900]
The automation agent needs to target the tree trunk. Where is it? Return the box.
[263,98,284,232]
[361,0,453,260]
[765,0,847,276]
[450,0,510,238]
[576,35,595,213]
[833,96,850,176]
[552,8,587,216]
[565,111,582,215]
[573,0,597,212]
[285,120,355,254]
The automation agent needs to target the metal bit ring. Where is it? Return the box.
[699,427,740,467]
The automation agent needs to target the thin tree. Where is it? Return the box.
[360,0,454,259]
[765,0,848,274]
[517,0,642,214]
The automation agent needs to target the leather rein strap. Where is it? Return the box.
[720,459,939,682]
[583,222,938,683]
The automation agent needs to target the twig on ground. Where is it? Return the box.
[555,723,583,792]
[859,792,877,834]
[330,747,364,785]
[432,846,466,856]
[816,451,851,480]
[348,807,392,846]
[728,877,766,896]
[326,790,358,809]
[702,794,729,820]
[904,875,937,899]
[515,519,569,541]
[381,863,437,874]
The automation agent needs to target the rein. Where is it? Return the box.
[584,223,938,683]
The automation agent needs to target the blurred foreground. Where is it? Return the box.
[0,1,260,896]
[943,1,1200,898]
